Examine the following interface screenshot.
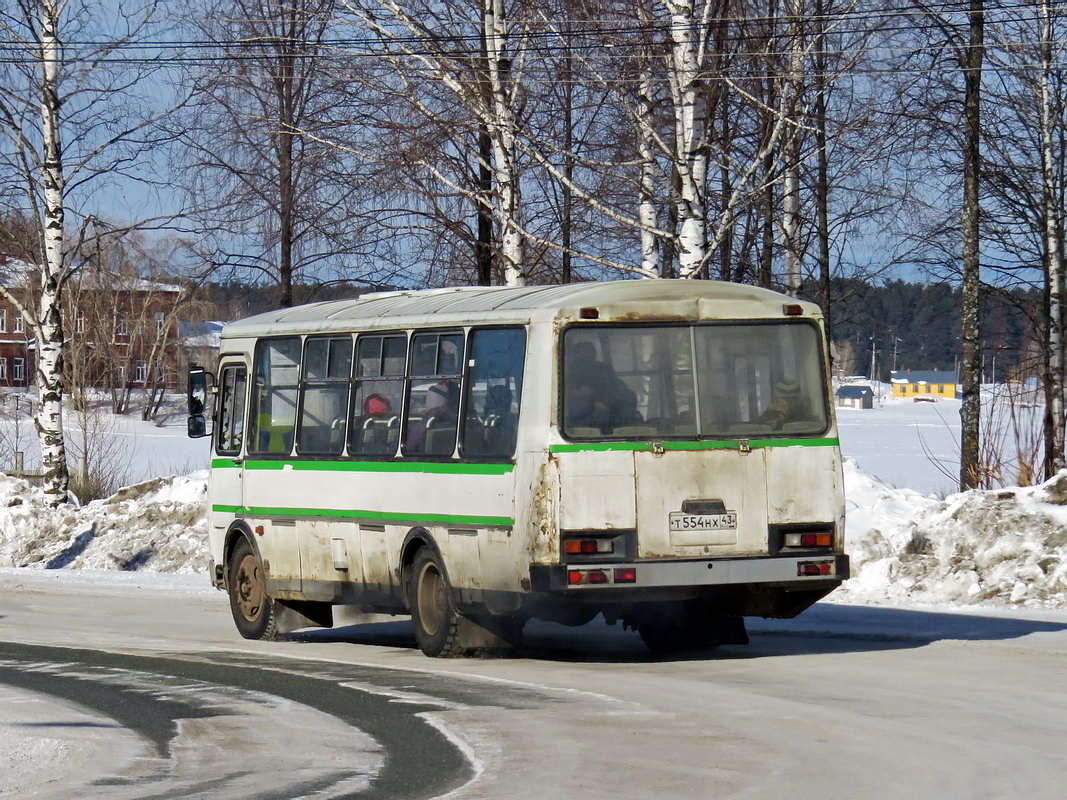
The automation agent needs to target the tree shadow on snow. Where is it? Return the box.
[289,603,1067,664]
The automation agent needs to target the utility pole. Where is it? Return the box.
[869,335,877,389]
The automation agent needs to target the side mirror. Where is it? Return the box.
[188,366,208,416]
[187,365,213,439]
[187,414,207,438]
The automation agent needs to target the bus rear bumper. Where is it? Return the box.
[529,553,850,592]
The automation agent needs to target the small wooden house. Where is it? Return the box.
[835,384,874,409]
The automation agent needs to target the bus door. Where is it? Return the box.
[211,360,249,529]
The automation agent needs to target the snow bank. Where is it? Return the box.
[2,459,1066,612]
[839,459,1067,609]
[0,472,209,573]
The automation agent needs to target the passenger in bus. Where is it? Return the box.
[564,342,641,432]
[363,392,391,416]
[759,379,805,429]
[407,379,459,454]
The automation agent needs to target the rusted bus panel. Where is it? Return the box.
[298,520,365,586]
[557,451,637,531]
[634,449,770,557]
[243,518,301,587]
[359,524,393,589]
[765,446,844,535]
[519,452,560,567]
[441,527,482,591]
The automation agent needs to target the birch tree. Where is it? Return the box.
[982,2,1067,477]
[0,0,173,502]
[180,0,390,305]
[335,0,530,285]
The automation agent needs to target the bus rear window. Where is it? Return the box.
[561,323,827,440]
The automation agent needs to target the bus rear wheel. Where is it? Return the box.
[409,548,464,657]
[228,537,280,640]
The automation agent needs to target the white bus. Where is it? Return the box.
[188,280,848,656]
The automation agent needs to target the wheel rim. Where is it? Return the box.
[234,553,264,622]
[416,561,447,637]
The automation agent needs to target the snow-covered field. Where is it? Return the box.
[0,390,1065,611]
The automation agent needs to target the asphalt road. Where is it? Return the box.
[2,570,1067,799]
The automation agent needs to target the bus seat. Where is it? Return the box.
[424,423,457,456]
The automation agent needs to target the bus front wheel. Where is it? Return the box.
[228,537,280,640]
[409,548,464,657]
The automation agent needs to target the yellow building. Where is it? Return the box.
[889,370,958,399]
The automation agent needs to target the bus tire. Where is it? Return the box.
[228,537,280,641]
[409,548,463,657]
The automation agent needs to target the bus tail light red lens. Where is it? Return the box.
[568,569,613,585]
[614,567,637,583]
[798,560,833,576]
[783,303,803,316]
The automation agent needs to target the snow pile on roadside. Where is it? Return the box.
[0,472,209,573]
[839,460,1067,608]
[2,459,1066,610]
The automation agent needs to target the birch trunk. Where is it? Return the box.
[483,0,525,286]
[1040,0,1065,477]
[34,0,70,503]
[782,0,805,296]
[667,0,708,278]
[637,1,660,278]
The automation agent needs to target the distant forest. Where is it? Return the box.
[821,278,1039,382]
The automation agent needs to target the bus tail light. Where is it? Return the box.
[798,560,833,577]
[784,532,832,548]
[568,569,611,585]
[614,567,637,583]
[565,538,613,555]
[783,303,803,316]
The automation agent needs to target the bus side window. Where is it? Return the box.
[248,337,301,455]
[298,336,352,455]
[403,332,464,457]
[461,328,526,458]
[216,365,247,455]
[350,334,406,456]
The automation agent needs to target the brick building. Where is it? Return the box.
[0,258,183,390]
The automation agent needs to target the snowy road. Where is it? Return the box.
[2,570,1067,799]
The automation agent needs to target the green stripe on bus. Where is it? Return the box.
[210,457,513,475]
[548,437,839,453]
[211,504,513,527]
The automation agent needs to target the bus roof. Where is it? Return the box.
[221,279,819,338]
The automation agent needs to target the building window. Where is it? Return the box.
[115,315,128,337]
[118,361,128,384]
[155,311,165,335]
[0,308,6,333]
[0,358,7,381]
[75,310,85,334]
[134,360,147,383]
[13,358,25,383]
[13,314,23,334]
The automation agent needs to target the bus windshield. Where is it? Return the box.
[561,323,828,440]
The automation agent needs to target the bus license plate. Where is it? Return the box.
[669,512,737,531]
